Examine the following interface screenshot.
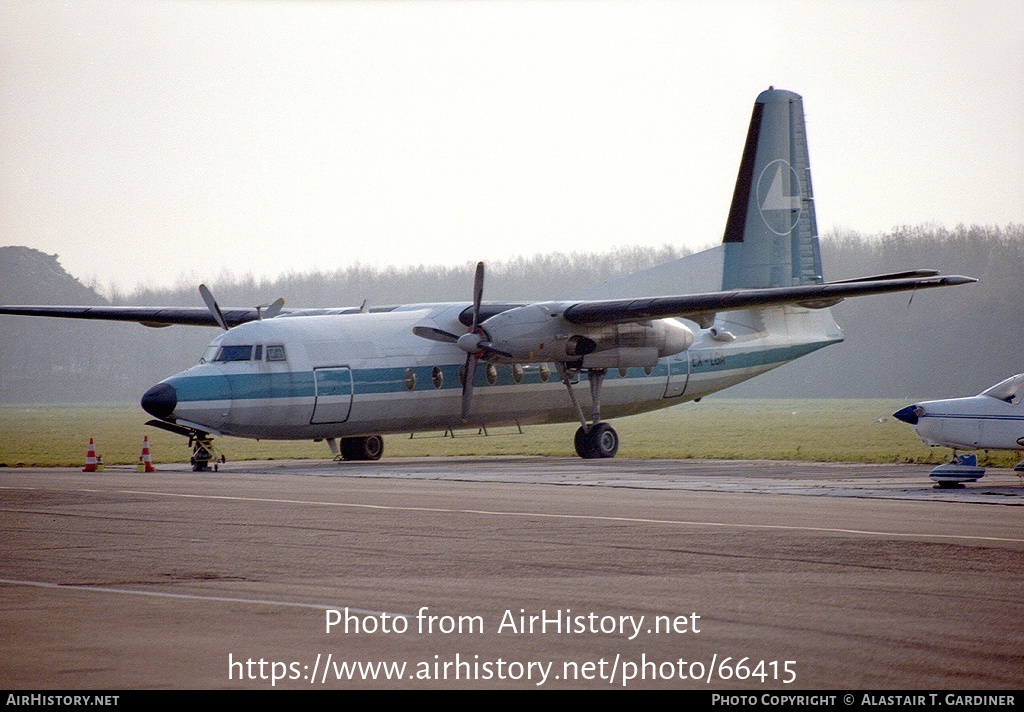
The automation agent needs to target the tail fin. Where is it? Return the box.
[722,88,823,290]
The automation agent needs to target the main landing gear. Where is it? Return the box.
[559,364,619,459]
[574,422,619,459]
[327,435,384,461]
[929,452,985,488]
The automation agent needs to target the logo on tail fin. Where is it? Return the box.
[757,159,802,235]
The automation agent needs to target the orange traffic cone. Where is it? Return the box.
[140,436,156,473]
[83,438,98,472]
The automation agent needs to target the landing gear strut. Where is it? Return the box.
[559,364,618,459]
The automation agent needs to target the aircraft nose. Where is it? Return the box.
[141,382,177,419]
[893,404,922,425]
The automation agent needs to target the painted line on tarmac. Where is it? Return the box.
[66,486,1024,545]
[0,577,409,618]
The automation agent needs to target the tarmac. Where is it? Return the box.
[1,457,1022,689]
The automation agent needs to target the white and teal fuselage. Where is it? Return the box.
[159,301,842,441]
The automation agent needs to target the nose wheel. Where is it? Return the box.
[190,436,225,472]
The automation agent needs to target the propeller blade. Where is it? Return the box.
[413,326,460,343]
[257,298,285,320]
[461,353,478,423]
[198,284,228,331]
[460,262,486,422]
[470,261,484,331]
[265,298,285,319]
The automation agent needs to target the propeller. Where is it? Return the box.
[200,285,286,329]
[461,262,485,422]
[258,298,285,320]
[411,326,460,344]
[411,262,511,422]
[199,284,228,331]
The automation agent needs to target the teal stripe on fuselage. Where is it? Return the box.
[172,371,315,402]
[168,340,835,404]
[687,339,839,374]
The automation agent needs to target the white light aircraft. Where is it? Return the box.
[1,88,975,469]
[893,374,1024,486]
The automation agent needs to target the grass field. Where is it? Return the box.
[2,399,1017,468]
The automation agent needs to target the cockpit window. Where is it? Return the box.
[214,345,254,362]
[266,345,287,362]
[981,374,1024,403]
[199,346,218,364]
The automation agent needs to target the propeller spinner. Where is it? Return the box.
[411,262,509,422]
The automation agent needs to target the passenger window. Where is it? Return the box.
[266,345,287,362]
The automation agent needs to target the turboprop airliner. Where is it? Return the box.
[0,88,975,469]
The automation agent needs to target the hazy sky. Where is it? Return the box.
[1,0,1022,294]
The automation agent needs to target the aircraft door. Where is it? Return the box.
[664,354,689,398]
[311,367,353,424]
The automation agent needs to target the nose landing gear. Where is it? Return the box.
[144,419,228,473]
[189,434,226,472]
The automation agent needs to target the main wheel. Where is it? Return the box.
[574,423,619,459]
[574,426,595,458]
[340,435,384,461]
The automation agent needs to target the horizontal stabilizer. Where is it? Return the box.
[827,270,939,284]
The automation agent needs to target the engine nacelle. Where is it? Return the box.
[479,303,694,365]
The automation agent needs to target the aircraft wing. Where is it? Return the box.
[0,305,263,328]
[561,274,976,326]
[2,273,975,330]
